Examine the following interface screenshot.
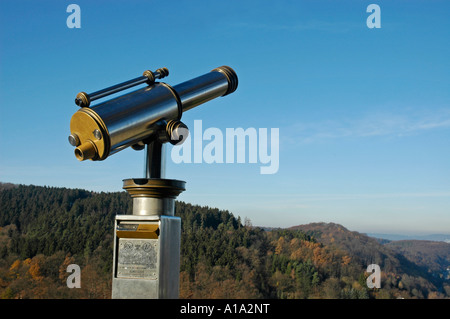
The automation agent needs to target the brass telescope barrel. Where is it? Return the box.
[68,66,238,161]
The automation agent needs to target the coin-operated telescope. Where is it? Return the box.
[68,66,238,299]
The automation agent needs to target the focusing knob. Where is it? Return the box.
[166,120,189,145]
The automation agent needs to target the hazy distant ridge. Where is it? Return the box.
[368,233,450,243]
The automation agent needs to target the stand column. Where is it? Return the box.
[112,142,185,299]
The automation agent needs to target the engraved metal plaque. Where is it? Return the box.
[117,238,158,279]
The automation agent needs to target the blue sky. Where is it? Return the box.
[0,0,449,235]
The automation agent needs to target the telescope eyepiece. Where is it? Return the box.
[75,141,97,161]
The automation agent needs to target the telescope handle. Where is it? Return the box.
[75,67,169,108]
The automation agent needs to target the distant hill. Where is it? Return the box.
[386,240,450,277]
[289,223,410,272]
[289,222,450,298]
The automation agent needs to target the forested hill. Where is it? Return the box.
[0,183,449,299]
[290,223,450,298]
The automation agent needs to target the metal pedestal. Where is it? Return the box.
[112,177,185,299]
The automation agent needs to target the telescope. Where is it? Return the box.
[68,66,238,299]
[68,66,238,162]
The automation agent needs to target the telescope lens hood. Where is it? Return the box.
[211,66,238,96]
